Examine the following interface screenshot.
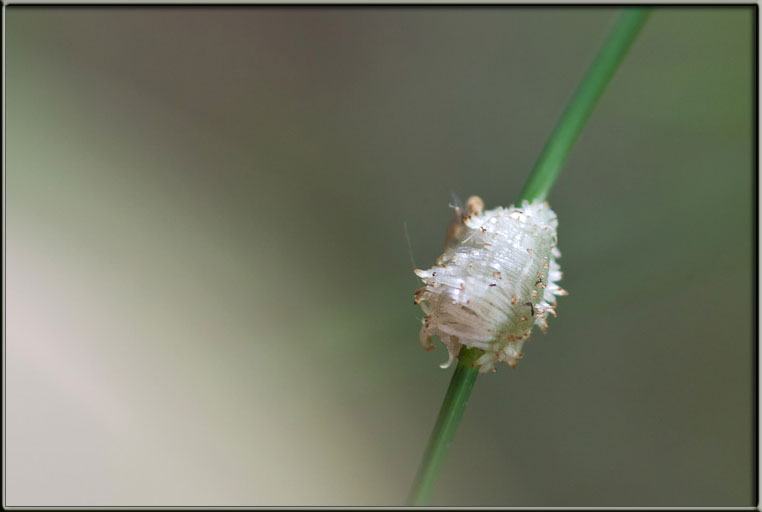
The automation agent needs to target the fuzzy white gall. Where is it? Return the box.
[414,197,567,373]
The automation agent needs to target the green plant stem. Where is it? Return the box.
[407,8,650,506]
[520,8,651,202]
[407,347,481,506]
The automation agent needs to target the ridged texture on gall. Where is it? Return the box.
[414,199,566,373]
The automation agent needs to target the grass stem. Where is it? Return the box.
[520,8,651,202]
[406,347,481,506]
[407,8,650,506]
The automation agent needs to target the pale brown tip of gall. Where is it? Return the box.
[465,196,484,217]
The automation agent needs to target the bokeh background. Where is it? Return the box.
[6,6,754,507]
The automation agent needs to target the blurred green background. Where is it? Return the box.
[6,6,754,507]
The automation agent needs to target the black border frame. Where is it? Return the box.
[2,3,758,510]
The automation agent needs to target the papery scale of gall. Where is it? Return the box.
[413,197,567,373]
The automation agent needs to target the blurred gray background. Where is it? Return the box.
[6,6,754,507]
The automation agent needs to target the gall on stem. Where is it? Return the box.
[413,196,567,373]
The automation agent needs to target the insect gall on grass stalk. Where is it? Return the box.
[407,8,651,506]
